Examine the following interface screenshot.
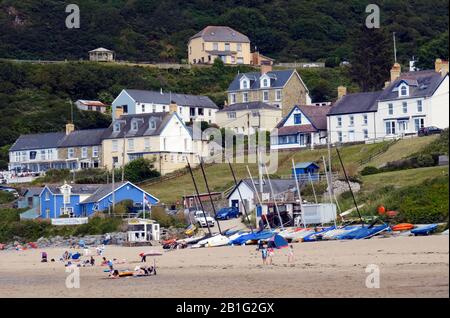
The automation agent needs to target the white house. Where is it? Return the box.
[328,59,449,144]
[227,178,299,214]
[271,105,330,150]
[376,67,449,137]
[327,91,380,143]
[112,89,219,124]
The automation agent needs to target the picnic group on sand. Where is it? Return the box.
[257,240,295,265]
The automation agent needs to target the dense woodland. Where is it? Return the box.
[0,0,448,68]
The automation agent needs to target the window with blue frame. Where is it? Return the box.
[294,113,302,124]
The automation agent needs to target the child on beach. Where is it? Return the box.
[41,252,48,263]
[90,256,95,266]
[288,245,295,263]
[261,247,268,265]
[267,247,274,265]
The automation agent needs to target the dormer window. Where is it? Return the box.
[398,83,409,97]
[113,122,121,132]
[263,78,268,87]
[150,120,156,129]
[260,75,271,88]
[131,121,138,131]
[241,79,249,89]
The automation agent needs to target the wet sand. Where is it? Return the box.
[0,235,448,298]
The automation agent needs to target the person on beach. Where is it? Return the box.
[267,247,274,265]
[261,247,268,265]
[257,240,264,251]
[110,269,119,279]
[288,245,295,263]
[140,253,147,263]
[107,259,114,272]
[62,251,69,260]
[41,251,48,263]
[101,257,107,265]
[90,256,95,266]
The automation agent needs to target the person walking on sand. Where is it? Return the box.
[288,245,295,263]
[267,247,274,265]
[261,247,268,265]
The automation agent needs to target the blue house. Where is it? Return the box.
[18,187,43,220]
[292,162,320,182]
[39,181,159,219]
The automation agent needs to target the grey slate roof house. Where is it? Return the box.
[111,89,218,124]
[8,126,106,173]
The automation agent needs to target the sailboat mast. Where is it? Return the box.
[198,157,222,235]
[186,158,212,236]
[335,147,363,225]
[228,160,254,233]
[246,165,271,231]
[291,159,306,228]
[264,164,285,230]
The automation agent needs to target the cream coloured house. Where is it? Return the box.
[216,101,282,135]
[102,108,207,175]
[188,26,251,65]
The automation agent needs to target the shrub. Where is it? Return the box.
[124,158,160,183]
[361,166,379,176]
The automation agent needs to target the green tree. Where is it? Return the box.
[348,26,393,91]
[123,158,160,183]
[416,31,449,70]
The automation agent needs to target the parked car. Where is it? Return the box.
[418,126,442,136]
[193,210,215,227]
[216,207,240,220]
[0,188,19,198]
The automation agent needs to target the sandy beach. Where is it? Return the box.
[0,235,448,298]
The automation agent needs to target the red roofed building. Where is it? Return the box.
[270,105,331,150]
[75,100,108,113]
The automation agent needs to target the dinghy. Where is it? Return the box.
[302,226,336,242]
[411,224,438,236]
[205,235,230,247]
[229,231,274,245]
[337,224,390,240]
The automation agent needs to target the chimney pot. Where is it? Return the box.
[169,101,177,113]
[337,86,347,99]
[390,62,401,82]
[65,123,75,135]
[260,63,272,74]
[435,58,449,76]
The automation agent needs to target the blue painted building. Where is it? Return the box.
[39,181,159,219]
[292,162,320,181]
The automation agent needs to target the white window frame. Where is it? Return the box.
[417,100,423,112]
[113,122,120,132]
[275,90,282,101]
[337,116,342,127]
[128,138,134,150]
[385,121,396,135]
[242,92,249,103]
[230,93,236,104]
[112,140,118,152]
[92,146,99,158]
[67,148,74,159]
[388,103,394,115]
[262,90,269,102]
[402,101,408,114]
[81,147,88,159]
[363,114,368,125]
[144,138,150,150]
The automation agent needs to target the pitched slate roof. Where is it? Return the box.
[271,124,317,136]
[328,91,382,116]
[276,105,330,131]
[190,26,250,43]
[102,112,176,140]
[46,184,104,195]
[23,187,44,197]
[217,101,281,112]
[9,132,66,151]
[123,89,218,109]
[228,178,301,198]
[227,70,297,91]
[82,182,127,203]
[378,70,446,101]
[58,128,107,148]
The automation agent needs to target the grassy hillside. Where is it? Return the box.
[363,135,439,168]
[143,134,447,204]
[0,0,448,68]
